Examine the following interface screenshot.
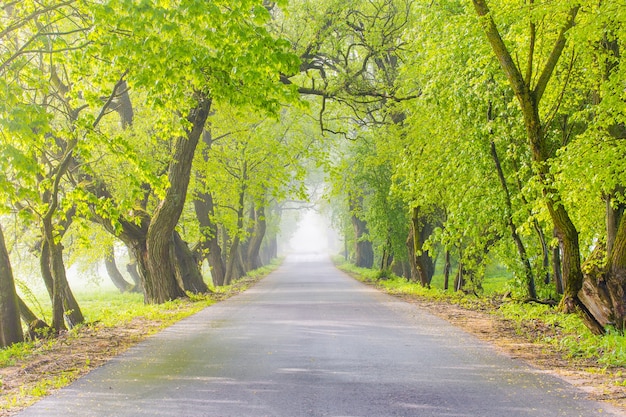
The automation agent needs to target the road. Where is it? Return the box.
[16,257,618,417]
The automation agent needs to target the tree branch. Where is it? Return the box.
[533,6,579,103]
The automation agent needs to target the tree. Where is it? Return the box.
[74,0,300,302]
[0,0,93,331]
[0,224,23,347]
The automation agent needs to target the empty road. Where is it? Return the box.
[16,257,618,416]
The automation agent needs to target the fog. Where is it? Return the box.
[285,209,335,260]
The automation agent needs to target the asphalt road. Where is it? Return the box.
[16,257,619,417]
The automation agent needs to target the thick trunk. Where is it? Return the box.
[549,201,583,313]
[607,192,625,256]
[173,231,208,293]
[246,205,266,272]
[391,259,410,279]
[104,244,134,293]
[208,235,226,286]
[143,95,211,303]
[144,227,186,303]
[224,237,242,286]
[353,216,374,268]
[39,240,54,299]
[45,242,64,332]
[349,196,373,268]
[579,245,613,334]
[225,188,246,285]
[41,220,84,331]
[194,191,226,286]
[380,243,393,272]
[0,225,24,347]
[194,129,226,286]
[53,240,84,328]
[606,211,626,331]
[409,207,435,287]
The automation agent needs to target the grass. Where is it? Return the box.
[334,256,626,367]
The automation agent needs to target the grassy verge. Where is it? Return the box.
[0,259,282,414]
[334,257,626,368]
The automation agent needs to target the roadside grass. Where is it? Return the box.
[0,259,282,411]
[334,256,626,368]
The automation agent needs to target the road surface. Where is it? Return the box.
[16,257,618,416]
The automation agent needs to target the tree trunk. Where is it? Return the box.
[533,222,551,285]
[39,240,54,299]
[490,140,537,298]
[53,239,84,329]
[409,207,435,287]
[380,241,393,272]
[406,230,417,281]
[104,244,134,293]
[549,201,583,312]
[246,205,266,272]
[454,258,465,292]
[225,238,242,286]
[606,207,626,331]
[17,295,50,339]
[391,258,407,278]
[194,190,226,286]
[349,195,374,268]
[443,249,451,290]
[41,220,84,332]
[0,225,24,347]
[552,229,564,294]
[142,95,211,303]
[194,129,226,286]
[578,245,613,334]
[261,234,278,265]
[225,187,246,285]
[125,254,143,292]
[172,231,208,293]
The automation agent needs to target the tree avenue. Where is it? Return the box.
[1,0,626,349]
